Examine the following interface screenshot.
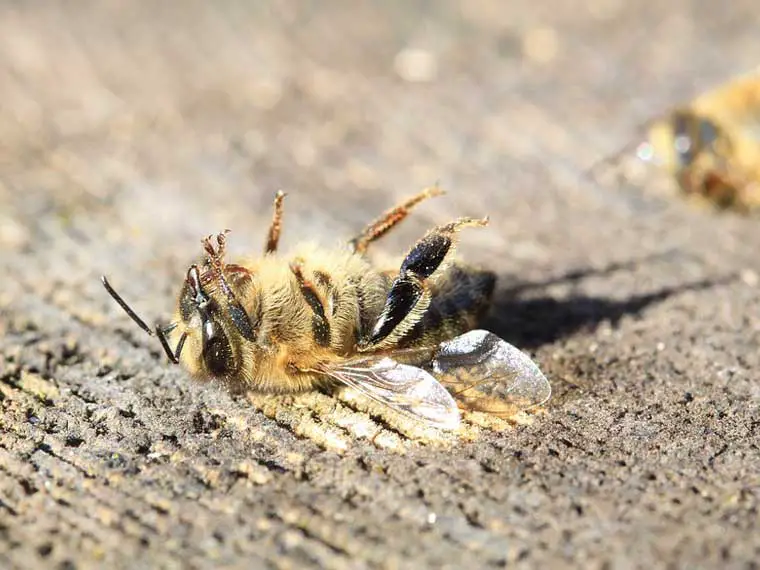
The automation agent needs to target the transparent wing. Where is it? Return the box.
[321,357,461,430]
[432,330,551,418]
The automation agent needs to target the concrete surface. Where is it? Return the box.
[1,1,759,569]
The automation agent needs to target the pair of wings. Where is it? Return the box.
[319,330,551,430]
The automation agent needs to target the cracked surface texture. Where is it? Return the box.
[2,2,760,569]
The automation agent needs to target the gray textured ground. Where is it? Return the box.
[2,2,760,569]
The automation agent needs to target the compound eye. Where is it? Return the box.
[202,327,235,377]
[178,281,195,322]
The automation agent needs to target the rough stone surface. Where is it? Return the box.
[1,2,759,569]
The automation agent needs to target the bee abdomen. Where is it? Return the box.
[399,264,496,347]
[288,255,386,354]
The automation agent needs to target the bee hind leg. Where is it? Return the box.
[359,217,488,351]
[350,186,444,254]
[264,190,286,254]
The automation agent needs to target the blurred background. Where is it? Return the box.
[2,0,759,252]
[3,0,759,323]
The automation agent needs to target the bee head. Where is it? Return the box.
[175,258,261,382]
[102,231,259,384]
[670,111,721,167]
[630,110,723,178]
[641,111,723,171]
[174,264,236,378]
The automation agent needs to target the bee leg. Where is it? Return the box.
[265,190,287,254]
[202,230,230,260]
[290,260,332,348]
[402,263,497,347]
[350,186,444,254]
[201,230,232,281]
[359,217,488,350]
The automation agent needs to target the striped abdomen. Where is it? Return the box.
[397,263,496,348]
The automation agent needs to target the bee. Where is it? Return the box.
[102,188,550,430]
[591,72,760,212]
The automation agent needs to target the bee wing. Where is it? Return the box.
[432,330,551,418]
[322,357,461,430]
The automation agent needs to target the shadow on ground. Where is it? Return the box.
[484,251,734,349]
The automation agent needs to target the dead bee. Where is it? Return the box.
[102,188,550,430]
[591,72,760,212]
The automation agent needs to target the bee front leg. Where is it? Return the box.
[359,217,488,350]
[289,259,332,348]
[350,186,444,254]
[265,190,286,254]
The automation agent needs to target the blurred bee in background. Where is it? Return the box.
[102,188,551,431]
[590,72,760,212]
